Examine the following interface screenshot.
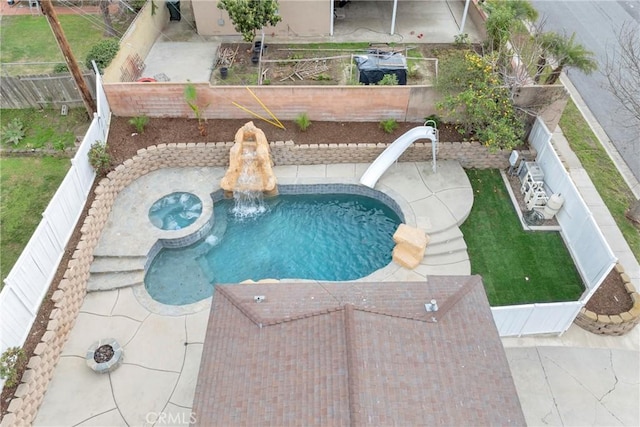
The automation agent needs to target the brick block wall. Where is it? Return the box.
[3,140,513,425]
[104,83,568,131]
[105,84,436,122]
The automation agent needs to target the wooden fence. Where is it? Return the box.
[0,72,96,109]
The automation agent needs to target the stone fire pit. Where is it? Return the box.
[86,338,123,374]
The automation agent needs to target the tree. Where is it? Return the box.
[217,0,282,43]
[604,22,640,224]
[435,50,525,151]
[100,1,117,37]
[483,0,538,52]
[540,31,597,84]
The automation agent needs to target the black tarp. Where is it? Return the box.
[354,50,407,85]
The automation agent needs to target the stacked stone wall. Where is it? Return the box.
[574,263,640,336]
[2,140,512,425]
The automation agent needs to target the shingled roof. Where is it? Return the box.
[192,277,525,426]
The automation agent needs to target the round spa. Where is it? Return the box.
[148,192,202,231]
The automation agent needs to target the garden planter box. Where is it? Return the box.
[574,263,640,336]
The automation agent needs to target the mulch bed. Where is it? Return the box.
[585,268,633,315]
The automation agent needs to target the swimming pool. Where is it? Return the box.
[144,186,403,305]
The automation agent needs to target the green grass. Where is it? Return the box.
[0,157,71,286]
[1,108,89,150]
[0,15,104,75]
[560,100,640,261]
[461,169,584,306]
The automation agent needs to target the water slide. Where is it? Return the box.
[359,125,438,188]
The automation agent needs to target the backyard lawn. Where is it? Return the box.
[0,15,104,75]
[461,169,585,307]
[1,108,89,150]
[0,157,70,286]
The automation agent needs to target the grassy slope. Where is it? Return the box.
[560,100,640,261]
[0,15,104,74]
[461,169,584,306]
[0,157,71,284]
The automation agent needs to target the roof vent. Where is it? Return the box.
[424,299,438,312]
[254,295,265,303]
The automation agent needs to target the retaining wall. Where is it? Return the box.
[1,140,517,425]
[574,263,640,336]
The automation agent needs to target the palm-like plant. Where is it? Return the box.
[539,32,598,85]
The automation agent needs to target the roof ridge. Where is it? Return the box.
[216,286,265,327]
[260,306,344,326]
[343,303,360,427]
[349,277,481,323]
[217,286,344,327]
[431,276,480,322]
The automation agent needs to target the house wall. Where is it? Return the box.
[103,1,169,83]
[193,0,330,38]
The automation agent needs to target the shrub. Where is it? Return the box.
[1,118,25,146]
[379,118,398,134]
[435,50,524,150]
[184,83,209,136]
[85,38,120,72]
[53,63,69,73]
[454,33,470,47]
[88,140,111,174]
[128,115,149,134]
[377,74,399,85]
[0,347,26,388]
[294,113,311,131]
[424,114,442,128]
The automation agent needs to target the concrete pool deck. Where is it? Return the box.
[31,161,639,426]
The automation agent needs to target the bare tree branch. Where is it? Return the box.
[604,21,640,125]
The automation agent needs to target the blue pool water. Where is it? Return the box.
[145,193,402,305]
[148,192,202,230]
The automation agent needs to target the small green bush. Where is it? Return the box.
[88,140,111,174]
[53,63,69,73]
[454,33,470,47]
[424,114,442,128]
[294,113,311,131]
[377,74,399,85]
[0,347,26,388]
[1,118,25,146]
[128,115,149,134]
[85,38,120,72]
[379,118,398,134]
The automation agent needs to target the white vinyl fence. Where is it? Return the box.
[0,73,110,363]
[491,118,617,336]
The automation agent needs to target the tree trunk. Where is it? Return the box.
[626,199,640,225]
[100,1,117,37]
[534,55,546,83]
[545,64,563,85]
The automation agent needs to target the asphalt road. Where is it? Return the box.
[531,0,640,181]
